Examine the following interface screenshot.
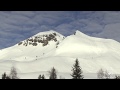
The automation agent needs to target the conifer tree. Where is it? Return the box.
[38,74,45,79]
[49,67,57,79]
[71,59,83,79]
[2,72,7,79]
[42,75,45,79]
[10,67,19,79]
[38,75,42,79]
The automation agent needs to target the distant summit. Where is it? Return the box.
[18,30,65,47]
[74,30,91,38]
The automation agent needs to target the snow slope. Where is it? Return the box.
[0,30,64,61]
[0,30,120,79]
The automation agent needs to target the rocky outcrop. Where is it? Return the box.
[18,32,59,47]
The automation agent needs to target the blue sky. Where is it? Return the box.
[0,11,120,49]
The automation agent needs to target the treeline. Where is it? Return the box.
[2,59,83,79]
[97,68,120,79]
[2,67,19,79]
[1,59,120,79]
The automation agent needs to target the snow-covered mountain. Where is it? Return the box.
[0,30,120,79]
[0,30,65,61]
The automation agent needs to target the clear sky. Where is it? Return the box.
[0,11,120,49]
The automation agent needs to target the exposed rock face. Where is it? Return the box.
[18,32,59,47]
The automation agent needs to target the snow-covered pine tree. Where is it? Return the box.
[49,67,57,79]
[71,58,84,79]
[10,67,19,79]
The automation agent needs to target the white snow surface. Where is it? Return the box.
[0,30,120,79]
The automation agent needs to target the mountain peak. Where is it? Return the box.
[18,30,65,47]
[74,30,88,37]
[34,30,60,36]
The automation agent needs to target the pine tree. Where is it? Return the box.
[49,67,57,79]
[2,72,11,79]
[104,70,110,79]
[42,75,45,79]
[38,74,45,79]
[10,67,19,79]
[97,69,111,79]
[97,69,104,79]
[2,72,7,79]
[71,59,84,79]
[38,75,42,79]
